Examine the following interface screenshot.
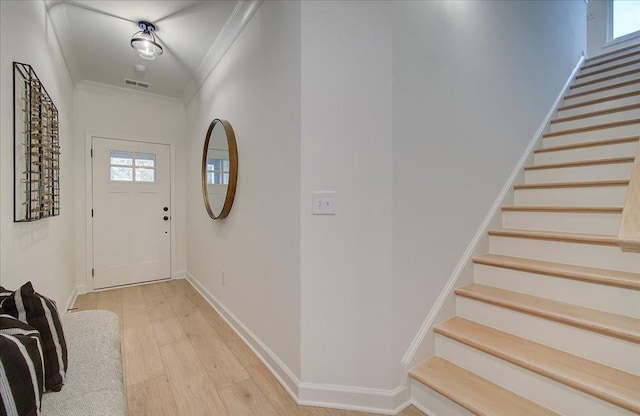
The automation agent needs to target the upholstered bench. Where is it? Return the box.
[41,310,126,416]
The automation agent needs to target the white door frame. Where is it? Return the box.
[84,133,177,291]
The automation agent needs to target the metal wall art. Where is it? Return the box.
[13,62,60,222]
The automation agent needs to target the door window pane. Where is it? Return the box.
[110,150,133,166]
[110,166,133,181]
[135,168,155,182]
[135,153,156,168]
[109,150,157,182]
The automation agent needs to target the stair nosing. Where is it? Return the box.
[435,317,640,413]
[558,90,640,112]
[410,357,560,416]
[550,103,640,125]
[513,179,629,189]
[524,156,634,171]
[534,136,639,154]
[473,253,640,290]
[576,58,640,80]
[455,283,640,343]
[542,118,640,138]
[487,228,620,246]
[570,68,640,90]
[501,205,623,213]
[564,79,640,100]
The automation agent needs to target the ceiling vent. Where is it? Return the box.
[124,78,150,89]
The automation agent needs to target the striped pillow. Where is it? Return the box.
[0,320,44,416]
[0,282,68,392]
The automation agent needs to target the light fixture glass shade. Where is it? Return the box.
[131,21,163,60]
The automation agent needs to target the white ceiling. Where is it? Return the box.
[45,1,241,100]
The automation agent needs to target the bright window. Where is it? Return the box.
[110,150,156,182]
[611,0,640,40]
[206,158,229,185]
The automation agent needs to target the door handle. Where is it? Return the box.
[163,216,169,221]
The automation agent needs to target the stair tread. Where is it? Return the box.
[410,357,559,416]
[570,68,640,90]
[501,205,623,213]
[558,90,640,112]
[551,103,640,124]
[513,179,629,189]
[577,58,640,80]
[456,283,640,343]
[435,317,640,413]
[524,156,634,170]
[564,79,640,100]
[473,254,640,290]
[487,228,620,246]
[584,45,640,66]
[542,118,640,138]
[535,136,639,154]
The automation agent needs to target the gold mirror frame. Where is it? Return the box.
[201,119,238,219]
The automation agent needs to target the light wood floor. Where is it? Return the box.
[73,279,425,416]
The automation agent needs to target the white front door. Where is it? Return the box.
[92,137,171,289]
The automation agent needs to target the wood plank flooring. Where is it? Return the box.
[73,280,424,416]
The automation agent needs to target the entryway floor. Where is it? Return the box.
[73,280,425,416]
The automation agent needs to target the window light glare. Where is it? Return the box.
[612,0,640,40]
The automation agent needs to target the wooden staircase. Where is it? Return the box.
[409,45,640,415]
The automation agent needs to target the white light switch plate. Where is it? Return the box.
[312,191,336,215]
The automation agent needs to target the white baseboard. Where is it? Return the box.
[185,272,300,398]
[172,271,187,279]
[64,286,78,315]
[399,54,587,378]
[299,383,411,415]
[185,272,410,415]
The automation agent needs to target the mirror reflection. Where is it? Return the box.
[202,119,237,219]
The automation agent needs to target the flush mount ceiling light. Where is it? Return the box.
[130,21,163,60]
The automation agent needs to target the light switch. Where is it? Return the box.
[312,191,336,215]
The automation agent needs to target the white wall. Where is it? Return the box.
[73,83,187,291]
[185,0,302,380]
[300,0,396,392]
[0,0,76,309]
[587,0,640,57]
[392,0,586,373]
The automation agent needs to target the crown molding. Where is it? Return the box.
[181,0,263,105]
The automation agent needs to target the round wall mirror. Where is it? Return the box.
[201,119,238,219]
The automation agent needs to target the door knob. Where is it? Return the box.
[163,216,169,221]
[163,207,169,212]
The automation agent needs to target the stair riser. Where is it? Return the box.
[548,108,640,133]
[569,72,640,96]
[543,123,640,148]
[436,336,634,415]
[534,141,638,164]
[456,297,640,375]
[579,55,640,77]
[558,93,640,118]
[576,62,640,85]
[410,379,475,416]
[524,163,634,183]
[473,264,640,318]
[489,236,640,273]
[513,186,627,206]
[501,211,622,235]
[564,82,640,106]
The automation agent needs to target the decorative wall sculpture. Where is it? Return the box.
[13,62,60,222]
